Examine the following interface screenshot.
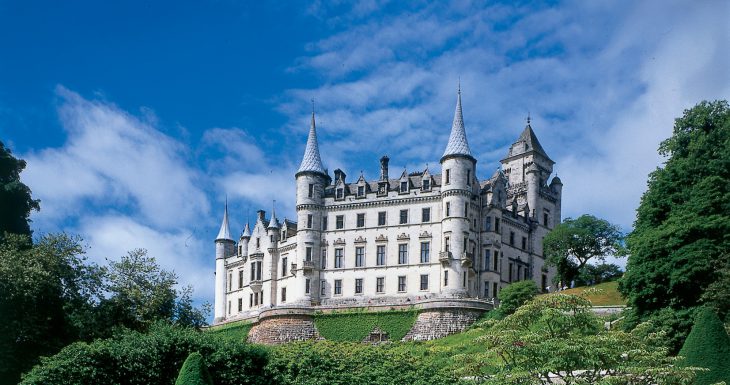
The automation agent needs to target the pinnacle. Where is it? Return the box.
[297,110,327,175]
[442,88,473,159]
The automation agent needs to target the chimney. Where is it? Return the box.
[380,155,390,181]
[257,210,266,221]
[334,168,346,183]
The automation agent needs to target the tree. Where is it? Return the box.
[497,280,539,317]
[575,263,623,286]
[0,141,40,241]
[175,352,214,385]
[544,214,626,285]
[455,293,698,384]
[678,307,730,385]
[619,100,730,352]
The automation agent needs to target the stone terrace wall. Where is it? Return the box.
[247,308,321,345]
[402,308,483,341]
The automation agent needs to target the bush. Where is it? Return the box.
[20,322,271,385]
[497,280,539,316]
[678,307,730,385]
[175,352,213,385]
[313,310,418,341]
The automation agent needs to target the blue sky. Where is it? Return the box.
[1,0,728,308]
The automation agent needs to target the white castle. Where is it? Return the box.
[213,90,562,324]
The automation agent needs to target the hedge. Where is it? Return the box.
[175,352,213,385]
[678,307,730,384]
[313,309,418,341]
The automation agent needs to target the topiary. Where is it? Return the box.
[678,307,730,384]
[175,352,213,385]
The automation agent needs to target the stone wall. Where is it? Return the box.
[247,314,321,344]
[402,308,483,341]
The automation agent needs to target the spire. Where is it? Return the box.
[215,200,233,242]
[442,85,473,160]
[297,104,327,175]
[267,201,280,229]
[241,222,251,238]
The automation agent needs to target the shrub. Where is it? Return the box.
[313,310,418,341]
[497,280,538,316]
[175,352,213,385]
[20,322,271,385]
[678,307,730,385]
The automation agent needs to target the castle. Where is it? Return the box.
[213,89,562,333]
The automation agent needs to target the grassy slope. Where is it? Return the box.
[551,281,625,306]
[206,320,253,343]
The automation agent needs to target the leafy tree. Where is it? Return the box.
[175,352,214,385]
[496,280,538,317]
[0,233,103,385]
[544,214,626,285]
[0,141,40,241]
[619,100,730,351]
[677,307,730,385]
[575,263,623,286]
[455,293,697,384]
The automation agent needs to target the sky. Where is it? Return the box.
[1,0,728,310]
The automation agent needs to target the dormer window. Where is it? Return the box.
[422,179,430,190]
[357,185,365,197]
[336,188,344,199]
[400,181,408,193]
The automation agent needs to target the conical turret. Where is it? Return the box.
[215,201,233,242]
[442,87,473,161]
[297,110,327,176]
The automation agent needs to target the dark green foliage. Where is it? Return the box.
[175,352,214,385]
[207,321,253,343]
[313,310,418,341]
[678,308,730,384]
[620,100,730,352]
[575,263,623,286]
[497,280,538,316]
[21,323,270,385]
[0,141,40,241]
[268,341,455,385]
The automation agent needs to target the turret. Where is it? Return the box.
[214,202,235,323]
[239,222,251,258]
[294,109,328,304]
[550,175,563,225]
[525,162,540,219]
[440,86,476,297]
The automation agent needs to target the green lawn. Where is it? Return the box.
[550,281,626,306]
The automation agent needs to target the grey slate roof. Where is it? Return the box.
[504,124,553,162]
[442,90,473,159]
[241,222,251,238]
[297,111,327,175]
[216,203,233,241]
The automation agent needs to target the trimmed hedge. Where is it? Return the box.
[313,310,418,341]
[206,321,253,343]
[175,352,213,385]
[678,307,730,385]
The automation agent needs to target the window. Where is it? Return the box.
[485,216,492,231]
[228,272,232,291]
[307,214,313,229]
[308,183,314,198]
[376,245,386,266]
[420,242,430,263]
[356,213,365,228]
[422,207,430,222]
[320,280,326,296]
[256,261,262,280]
[445,236,450,252]
[398,276,406,292]
[444,270,449,286]
[238,298,242,312]
[510,231,515,246]
[493,250,499,271]
[463,237,468,252]
[357,185,365,197]
[464,204,468,217]
[543,213,549,226]
[376,277,384,293]
[446,202,451,216]
[270,235,274,242]
[336,215,344,229]
[321,249,327,269]
[400,181,408,192]
[238,270,243,289]
[334,248,344,268]
[466,169,471,185]
[281,287,287,302]
[228,300,231,314]
[336,188,343,199]
[445,169,450,184]
[256,237,260,248]
[517,265,522,281]
[322,216,328,230]
[420,274,429,290]
[378,211,386,226]
[399,209,408,224]
[422,179,430,190]
[250,264,255,280]
[521,236,527,250]
[398,244,408,264]
[493,282,498,297]
[463,271,467,287]
[305,278,311,294]
[355,246,364,267]
[249,293,253,307]
[254,292,258,306]
[509,263,514,282]
[306,247,312,262]
[484,249,490,270]
[495,218,500,233]
[355,278,363,294]
[282,257,288,276]
[334,279,342,295]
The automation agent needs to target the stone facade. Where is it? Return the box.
[403,309,483,341]
[247,309,321,345]
[213,91,562,326]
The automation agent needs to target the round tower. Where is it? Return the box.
[239,222,251,258]
[550,175,563,225]
[525,162,540,219]
[214,202,235,323]
[440,87,476,298]
[294,110,329,305]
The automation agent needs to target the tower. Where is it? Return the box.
[214,202,235,323]
[440,86,477,297]
[294,110,329,304]
[239,222,251,258]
